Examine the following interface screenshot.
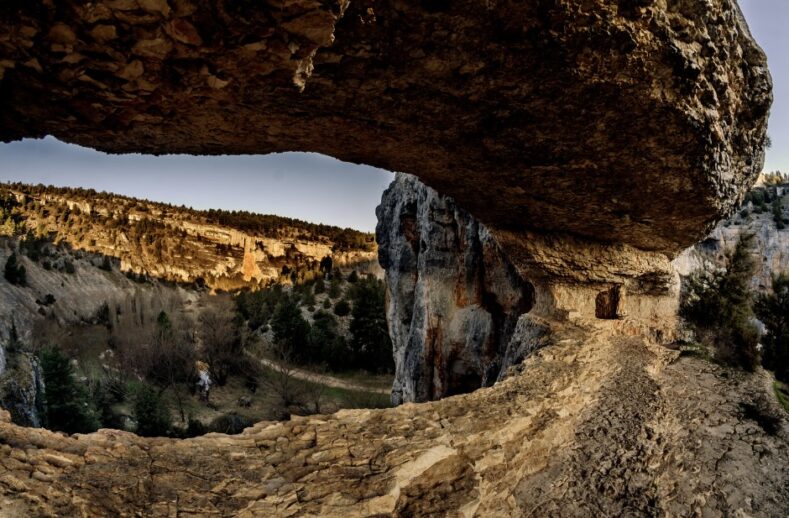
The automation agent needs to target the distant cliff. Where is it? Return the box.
[674,186,789,290]
[0,183,378,290]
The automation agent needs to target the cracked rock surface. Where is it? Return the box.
[377,173,536,404]
[0,322,786,516]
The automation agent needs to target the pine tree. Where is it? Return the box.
[40,348,99,434]
[681,234,759,370]
[755,275,789,382]
[271,296,311,363]
[349,278,393,373]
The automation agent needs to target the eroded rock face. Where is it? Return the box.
[674,196,789,291]
[0,323,786,516]
[0,0,771,264]
[377,173,535,404]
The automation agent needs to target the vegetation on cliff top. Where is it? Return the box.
[0,182,374,251]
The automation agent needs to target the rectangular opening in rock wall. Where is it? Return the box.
[595,285,622,319]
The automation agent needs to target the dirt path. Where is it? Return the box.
[250,353,391,395]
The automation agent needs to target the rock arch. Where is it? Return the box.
[0,1,784,516]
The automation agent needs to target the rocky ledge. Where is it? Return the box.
[0,322,787,516]
[0,0,771,262]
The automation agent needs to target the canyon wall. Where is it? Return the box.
[2,186,378,291]
[675,193,789,290]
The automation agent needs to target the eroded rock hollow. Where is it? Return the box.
[0,0,771,261]
[0,1,784,516]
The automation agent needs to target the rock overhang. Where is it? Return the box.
[0,0,772,261]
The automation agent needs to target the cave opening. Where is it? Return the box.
[595,285,622,319]
[0,137,405,436]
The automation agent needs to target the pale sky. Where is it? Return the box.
[740,0,789,173]
[0,1,785,230]
[0,139,393,233]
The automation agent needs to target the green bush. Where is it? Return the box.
[333,299,351,317]
[209,412,253,435]
[680,234,759,371]
[328,277,342,299]
[755,275,789,383]
[131,384,171,437]
[773,198,786,229]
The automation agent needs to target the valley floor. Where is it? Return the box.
[0,320,786,516]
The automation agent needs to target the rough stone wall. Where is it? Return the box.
[377,173,535,404]
[0,0,771,263]
[674,198,789,291]
[0,352,45,428]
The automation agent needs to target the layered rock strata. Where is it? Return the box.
[2,186,378,291]
[0,0,771,263]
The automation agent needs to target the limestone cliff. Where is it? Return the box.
[377,174,539,404]
[1,184,378,291]
[675,191,789,291]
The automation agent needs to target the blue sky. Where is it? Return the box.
[0,140,393,232]
[0,1,785,230]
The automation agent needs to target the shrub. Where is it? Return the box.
[680,234,759,371]
[64,260,76,274]
[347,270,359,283]
[132,384,171,437]
[328,277,342,299]
[4,253,27,286]
[755,275,789,383]
[333,299,351,317]
[209,412,253,435]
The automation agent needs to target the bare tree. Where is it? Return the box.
[198,297,242,386]
[110,290,197,424]
[260,347,307,419]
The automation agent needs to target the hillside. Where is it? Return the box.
[0,183,378,291]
